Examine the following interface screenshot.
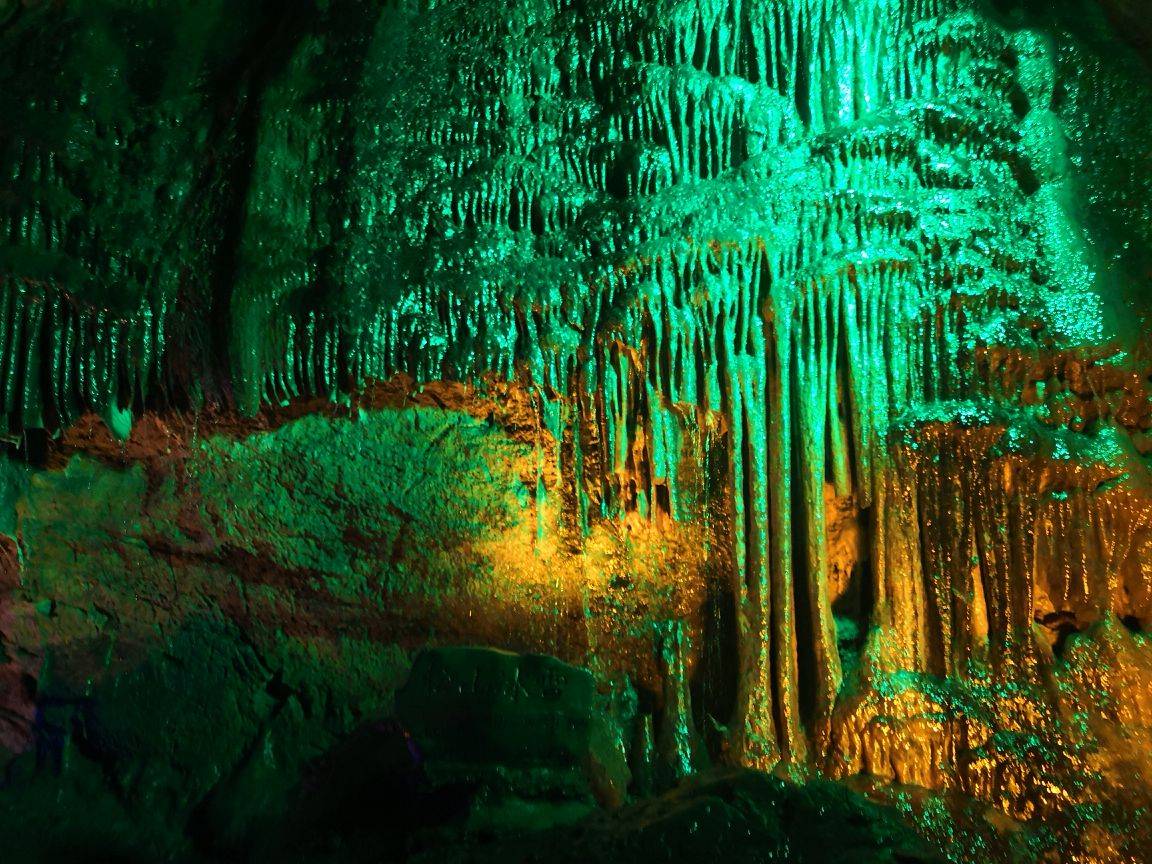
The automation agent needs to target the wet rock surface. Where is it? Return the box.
[2,0,1152,861]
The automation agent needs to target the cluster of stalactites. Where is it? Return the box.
[822,421,1152,820]
[2,0,1125,772]
[892,426,1150,684]
[3,0,1013,436]
[0,279,157,437]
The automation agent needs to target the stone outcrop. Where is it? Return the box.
[1,1,1151,861]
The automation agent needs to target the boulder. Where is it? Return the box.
[396,647,630,808]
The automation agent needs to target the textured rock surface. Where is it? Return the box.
[396,646,632,805]
[410,767,949,864]
[1,0,1152,861]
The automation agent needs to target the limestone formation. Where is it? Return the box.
[0,1,1150,861]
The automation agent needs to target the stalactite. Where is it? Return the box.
[5,3,1149,815]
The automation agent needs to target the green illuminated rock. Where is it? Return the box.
[1,0,1152,861]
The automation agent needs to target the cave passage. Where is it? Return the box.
[1,1,1151,862]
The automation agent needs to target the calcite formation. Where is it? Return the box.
[1,0,1151,861]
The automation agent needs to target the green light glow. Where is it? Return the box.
[1,1,1151,860]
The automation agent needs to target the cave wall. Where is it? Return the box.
[2,1,1152,861]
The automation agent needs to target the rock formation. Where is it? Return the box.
[1,0,1150,861]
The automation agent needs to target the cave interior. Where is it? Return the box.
[1,0,1152,862]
